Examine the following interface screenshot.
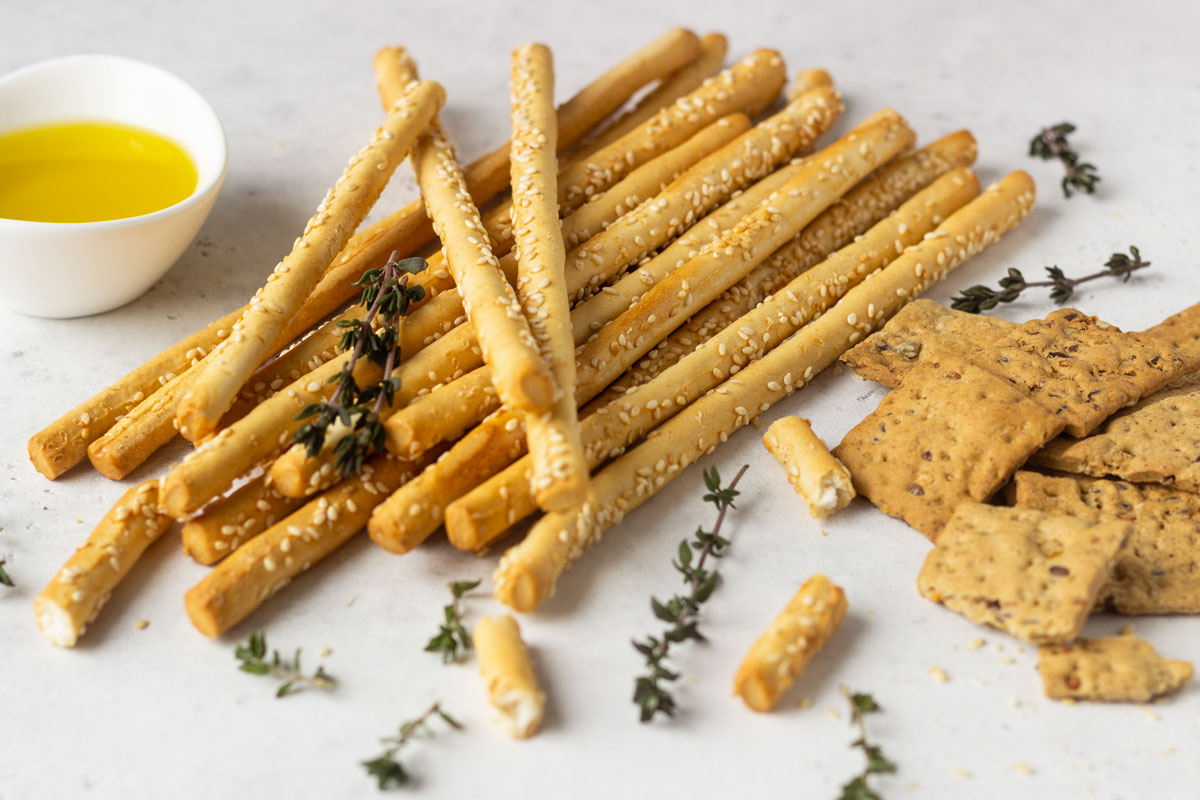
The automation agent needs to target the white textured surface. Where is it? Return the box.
[2,1,1199,798]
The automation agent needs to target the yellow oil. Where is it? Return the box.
[0,120,197,223]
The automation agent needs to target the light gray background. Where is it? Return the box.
[2,1,1199,797]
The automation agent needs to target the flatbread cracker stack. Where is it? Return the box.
[1037,635,1193,702]
[834,357,1064,539]
[1030,374,1200,491]
[917,503,1130,644]
[473,615,546,739]
[1143,299,1200,359]
[35,481,172,647]
[763,418,854,518]
[1012,470,1200,614]
[733,574,847,712]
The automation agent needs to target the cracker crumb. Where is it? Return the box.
[952,769,972,779]
[928,666,950,683]
[316,646,332,658]
[1141,707,1160,722]
[819,529,828,537]
[1011,763,1034,776]
[134,619,149,630]
[1005,696,1021,709]
[1000,656,1016,665]
[797,696,813,710]
[344,595,356,607]
[1119,624,1135,636]
[1163,746,1177,757]
[967,637,986,651]
[825,708,840,720]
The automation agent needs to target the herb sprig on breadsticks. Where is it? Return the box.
[293,252,427,477]
[424,579,480,664]
[1029,121,1100,197]
[838,688,896,800]
[234,631,336,697]
[632,465,748,722]
[952,246,1149,314]
[362,701,462,789]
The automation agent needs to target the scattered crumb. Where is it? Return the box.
[1011,763,1034,776]
[833,363,844,377]
[1141,707,1160,722]
[797,696,813,710]
[1015,646,1024,654]
[1119,624,1135,636]
[749,416,766,430]
[134,619,149,630]
[344,595,356,607]
[970,676,986,687]
[316,646,331,658]
[928,666,950,683]
[1005,696,1021,709]
[1077,760,1093,773]
[1000,657,1016,666]
[992,642,1005,653]
[819,529,828,537]
[952,769,972,780]
[826,708,840,720]
[967,637,986,651]
[1163,746,1177,757]
[76,519,82,524]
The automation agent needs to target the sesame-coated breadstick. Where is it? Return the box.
[184,452,430,638]
[86,371,192,479]
[474,615,546,739]
[786,68,834,102]
[383,89,845,458]
[509,44,590,512]
[34,481,172,647]
[590,130,979,405]
[175,79,445,442]
[733,574,847,712]
[446,168,980,551]
[481,48,786,254]
[762,418,855,519]
[576,32,728,154]
[492,171,1037,611]
[181,474,303,566]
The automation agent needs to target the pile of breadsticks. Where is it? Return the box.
[29,29,1034,657]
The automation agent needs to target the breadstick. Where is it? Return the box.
[185,453,428,637]
[86,370,190,479]
[181,474,303,566]
[28,308,239,479]
[384,89,845,458]
[577,32,728,153]
[175,80,445,442]
[492,171,1037,611]
[474,615,546,739]
[509,44,590,512]
[368,411,527,554]
[733,574,847,712]
[34,482,172,647]
[787,68,834,101]
[447,168,980,551]
[762,418,854,519]
[593,130,979,404]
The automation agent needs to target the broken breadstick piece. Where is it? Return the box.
[733,574,847,712]
[35,481,172,647]
[763,416,854,518]
[474,615,546,739]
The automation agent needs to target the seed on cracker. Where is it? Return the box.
[917,502,1130,644]
[1037,634,1192,702]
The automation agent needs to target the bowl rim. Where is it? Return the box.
[0,52,228,231]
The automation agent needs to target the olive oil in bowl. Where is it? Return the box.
[0,120,197,223]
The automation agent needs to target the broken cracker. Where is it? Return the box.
[1037,634,1192,702]
[1013,470,1200,614]
[917,502,1130,644]
[834,357,1064,539]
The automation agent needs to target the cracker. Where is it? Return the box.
[1030,373,1200,490]
[1037,635,1192,702]
[1012,470,1200,614]
[839,299,1015,387]
[1143,300,1200,360]
[917,502,1130,644]
[833,357,1064,539]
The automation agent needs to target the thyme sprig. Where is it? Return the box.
[234,631,336,698]
[293,251,427,477]
[951,246,1150,314]
[362,701,462,790]
[0,558,12,588]
[632,464,749,723]
[1029,122,1100,198]
[838,688,897,800]
[424,579,480,664]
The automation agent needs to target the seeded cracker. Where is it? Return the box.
[1031,373,1200,490]
[839,299,1016,387]
[917,503,1130,644]
[1143,299,1200,360]
[833,357,1064,539]
[1037,635,1192,702]
[1012,471,1200,614]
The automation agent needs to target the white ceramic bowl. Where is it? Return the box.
[0,54,227,318]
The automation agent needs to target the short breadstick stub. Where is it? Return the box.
[733,574,847,712]
[763,417,854,519]
[35,481,172,647]
[474,615,546,739]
